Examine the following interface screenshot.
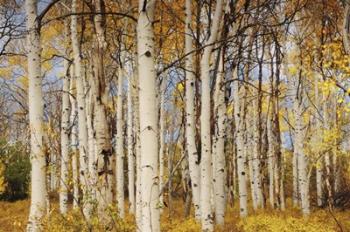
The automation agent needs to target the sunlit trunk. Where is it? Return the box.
[26,0,47,230]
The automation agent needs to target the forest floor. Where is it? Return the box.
[0,198,349,232]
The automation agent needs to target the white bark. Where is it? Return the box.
[137,1,160,230]
[158,76,166,212]
[246,110,257,210]
[71,0,90,216]
[85,66,97,198]
[292,144,299,206]
[127,74,135,214]
[200,0,224,230]
[92,0,114,219]
[184,0,201,221]
[267,103,275,208]
[59,21,71,214]
[252,98,263,208]
[133,64,142,230]
[213,53,226,225]
[233,66,248,217]
[293,84,310,215]
[26,0,47,230]
[116,68,125,219]
[69,74,79,209]
[314,78,323,207]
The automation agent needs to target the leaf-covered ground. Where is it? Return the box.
[0,199,349,232]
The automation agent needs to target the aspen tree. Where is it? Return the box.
[314,77,324,207]
[69,72,79,209]
[158,75,166,212]
[199,0,224,230]
[59,19,71,214]
[184,0,201,221]
[26,0,47,229]
[127,71,135,214]
[116,68,125,218]
[71,0,90,216]
[133,67,142,230]
[92,0,114,220]
[137,0,160,230]
[293,75,310,215]
[213,52,226,225]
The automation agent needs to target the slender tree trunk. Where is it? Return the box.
[293,77,310,215]
[71,0,90,217]
[233,66,248,217]
[213,52,226,225]
[158,76,166,212]
[59,20,71,214]
[26,0,47,229]
[127,74,135,214]
[133,67,142,230]
[314,77,324,207]
[137,1,160,230]
[116,68,125,218]
[252,97,263,209]
[184,0,201,221]
[323,92,333,210]
[86,65,97,198]
[292,145,299,206]
[69,74,79,209]
[200,1,224,230]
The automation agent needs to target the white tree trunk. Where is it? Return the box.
[314,78,323,207]
[127,73,135,214]
[292,144,299,206]
[184,0,201,221]
[59,21,71,214]
[92,0,114,220]
[246,111,257,210]
[233,67,248,217]
[85,66,97,198]
[267,102,275,208]
[200,0,224,230]
[69,72,79,209]
[252,98,263,208]
[26,0,47,230]
[133,68,142,230]
[158,76,166,212]
[137,1,160,230]
[293,89,310,215]
[116,68,125,218]
[71,0,90,216]
[213,53,226,225]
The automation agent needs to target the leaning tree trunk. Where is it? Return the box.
[137,1,160,231]
[184,0,201,221]
[26,0,47,230]
[59,19,71,214]
[199,0,224,230]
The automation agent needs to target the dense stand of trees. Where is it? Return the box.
[0,0,350,231]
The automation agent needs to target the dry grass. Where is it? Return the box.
[0,199,349,232]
